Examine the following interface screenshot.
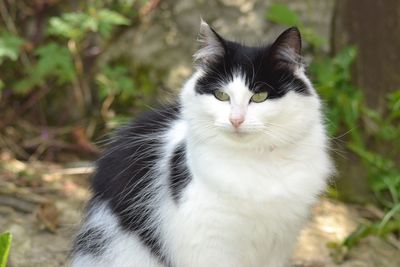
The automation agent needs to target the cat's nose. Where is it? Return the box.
[229,116,245,128]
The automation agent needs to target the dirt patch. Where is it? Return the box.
[1,158,399,267]
[0,157,90,267]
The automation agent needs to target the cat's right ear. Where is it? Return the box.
[268,27,302,70]
[194,20,226,64]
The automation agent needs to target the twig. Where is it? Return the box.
[0,0,17,34]
[0,195,37,213]
[0,182,49,204]
[68,40,88,114]
[139,0,161,18]
[49,166,94,176]
[0,133,30,159]
[0,85,52,128]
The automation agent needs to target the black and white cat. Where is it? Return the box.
[71,21,333,267]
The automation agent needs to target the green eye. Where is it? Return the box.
[251,92,269,103]
[214,90,230,101]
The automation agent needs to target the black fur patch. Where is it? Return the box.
[73,227,109,256]
[90,104,180,263]
[195,40,309,98]
[169,143,191,202]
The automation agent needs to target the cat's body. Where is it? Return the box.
[71,22,333,267]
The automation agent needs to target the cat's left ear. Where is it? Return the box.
[269,27,302,69]
[194,20,226,64]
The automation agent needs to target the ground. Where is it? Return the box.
[1,156,399,267]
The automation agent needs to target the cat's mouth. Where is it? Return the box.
[232,128,249,135]
[219,126,256,139]
[213,122,261,139]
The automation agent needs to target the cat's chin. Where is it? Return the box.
[211,127,287,151]
[216,127,268,147]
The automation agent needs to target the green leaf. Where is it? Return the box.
[0,32,25,64]
[301,27,326,48]
[98,9,130,26]
[48,13,90,40]
[334,46,357,71]
[0,232,12,267]
[15,43,75,93]
[266,3,301,26]
[348,143,394,172]
[266,4,326,48]
[97,9,130,38]
[48,9,129,40]
[310,58,336,87]
[96,65,135,100]
[388,90,400,119]
[343,224,372,249]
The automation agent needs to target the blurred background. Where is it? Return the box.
[0,0,399,266]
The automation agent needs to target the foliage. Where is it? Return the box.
[266,3,325,49]
[48,9,129,41]
[267,3,400,249]
[0,32,24,90]
[0,232,12,267]
[0,0,159,159]
[15,43,76,94]
[310,43,400,248]
[96,65,135,100]
[310,46,362,141]
[0,32,24,64]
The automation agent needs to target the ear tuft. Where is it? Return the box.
[194,20,226,64]
[269,27,302,68]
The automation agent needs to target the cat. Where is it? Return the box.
[70,20,333,267]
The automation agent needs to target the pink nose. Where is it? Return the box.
[229,117,245,128]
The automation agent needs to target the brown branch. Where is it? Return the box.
[0,195,37,213]
[139,0,161,18]
[0,85,51,129]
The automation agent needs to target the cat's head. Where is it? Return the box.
[181,21,322,149]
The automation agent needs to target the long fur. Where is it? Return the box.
[71,23,333,267]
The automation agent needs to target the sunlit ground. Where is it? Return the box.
[1,153,399,267]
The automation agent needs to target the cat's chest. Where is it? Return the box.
[162,143,318,266]
[190,145,286,175]
[186,144,308,201]
[164,179,304,267]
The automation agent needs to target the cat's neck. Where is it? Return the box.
[183,122,328,202]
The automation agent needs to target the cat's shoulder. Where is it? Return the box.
[91,103,181,196]
[114,103,181,139]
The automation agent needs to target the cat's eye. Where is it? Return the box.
[214,90,230,101]
[250,92,269,103]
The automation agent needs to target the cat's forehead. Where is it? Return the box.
[225,41,269,63]
[194,40,309,98]
[195,45,275,95]
[225,75,253,101]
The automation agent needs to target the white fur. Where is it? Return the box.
[71,203,164,267]
[193,20,225,63]
[72,67,333,267]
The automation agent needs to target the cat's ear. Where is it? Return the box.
[269,27,302,69]
[194,20,226,64]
